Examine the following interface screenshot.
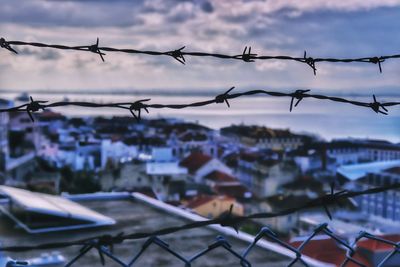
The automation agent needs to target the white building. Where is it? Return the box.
[338,160,400,222]
[101,139,138,168]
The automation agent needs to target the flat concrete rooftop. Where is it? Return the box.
[0,195,294,267]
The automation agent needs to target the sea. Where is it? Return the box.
[2,92,400,143]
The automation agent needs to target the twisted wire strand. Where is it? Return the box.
[0,88,398,122]
[1,37,398,74]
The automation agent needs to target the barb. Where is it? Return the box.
[0,37,18,54]
[1,87,400,123]
[215,204,244,233]
[87,38,106,62]
[129,99,150,122]
[369,94,388,115]
[166,46,186,64]
[302,51,316,75]
[289,89,310,112]
[26,96,47,122]
[215,86,235,107]
[368,56,384,73]
[2,37,400,73]
[234,46,257,62]
[309,182,348,220]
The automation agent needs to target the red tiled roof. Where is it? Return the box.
[205,170,237,183]
[180,152,212,174]
[214,184,250,198]
[289,235,383,267]
[290,237,352,266]
[356,234,400,251]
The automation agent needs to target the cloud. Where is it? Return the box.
[0,0,145,27]
[201,1,214,13]
[18,47,61,60]
[0,0,399,95]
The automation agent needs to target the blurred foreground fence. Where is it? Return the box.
[5,223,400,267]
[2,183,400,267]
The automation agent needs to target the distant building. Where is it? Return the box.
[291,139,400,175]
[57,141,102,171]
[317,139,400,170]
[100,161,148,191]
[293,149,335,173]
[101,139,138,167]
[327,139,400,163]
[0,99,11,183]
[168,130,218,158]
[179,152,232,183]
[221,125,306,151]
[235,151,299,198]
[204,170,252,199]
[146,161,188,201]
[253,194,313,233]
[338,160,400,222]
[9,113,41,151]
[204,170,238,187]
[0,100,37,183]
[150,147,174,162]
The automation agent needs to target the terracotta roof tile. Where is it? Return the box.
[205,171,237,183]
[356,234,400,251]
[180,152,212,174]
[214,184,250,198]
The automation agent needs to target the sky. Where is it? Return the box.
[0,0,400,95]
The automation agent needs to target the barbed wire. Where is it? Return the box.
[1,182,399,255]
[1,37,399,74]
[0,88,398,122]
[5,223,400,267]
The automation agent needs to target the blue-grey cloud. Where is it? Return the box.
[19,47,61,60]
[0,0,399,94]
[0,0,145,27]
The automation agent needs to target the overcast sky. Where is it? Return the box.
[0,0,400,94]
